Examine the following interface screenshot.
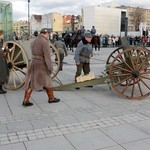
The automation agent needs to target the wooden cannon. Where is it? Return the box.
[54,38,150,100]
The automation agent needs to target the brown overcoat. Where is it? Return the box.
[24,34,53,91]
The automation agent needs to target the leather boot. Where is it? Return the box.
[46,88,60,103]
[22,88,33,106]
[0,84,7,94]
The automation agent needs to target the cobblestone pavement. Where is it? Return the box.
[0,46,150,150]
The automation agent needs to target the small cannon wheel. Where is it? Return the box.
[109,47,150,100]
[49,42,60,79]
[3,41,29,90]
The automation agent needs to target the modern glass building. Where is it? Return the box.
[0,1,13,41]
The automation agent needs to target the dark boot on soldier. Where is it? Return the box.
[75,76,80,90]
[22,88,33,106]
[46,88,60,103]
[0,84,7,94]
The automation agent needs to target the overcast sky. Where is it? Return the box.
[3,0,150,21]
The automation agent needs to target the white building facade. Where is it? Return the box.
[30,12,63,35]
[83,6,126,36]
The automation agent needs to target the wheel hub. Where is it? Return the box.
[132,70,140,78]
[7,62,13,69]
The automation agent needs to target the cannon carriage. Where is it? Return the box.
[3,38,150,100]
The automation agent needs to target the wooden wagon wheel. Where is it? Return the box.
[3,41,29,90]
[109,47,150,100]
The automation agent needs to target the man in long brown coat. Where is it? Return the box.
[23,28,60,106]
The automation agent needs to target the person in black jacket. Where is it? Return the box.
[0,30,8,94]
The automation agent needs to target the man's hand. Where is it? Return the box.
[76,62,80,66]
[2,43,7,50]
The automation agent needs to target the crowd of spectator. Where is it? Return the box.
[100,35,150,48]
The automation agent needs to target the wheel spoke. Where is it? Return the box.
[140,64,150,72]
[7,52,11,61]
[113,65,132,73]
[140,71,150,75]
[140,75,150,80]
[14,66,26,75]
[12,68,24,83]
[112,73,131,77]
[139,77,150,90]
[138,57,149,71]
[14,60,27,66]
[137,80,143,96]
[131,79,136,98]
[13,50,22,62]
[128,50,136,70]
[121,78,133,94]
[118,55,134,71]
[10,44,16,61]
[113,75,132,87]
[11,68,17,88]
[135,50,141,70]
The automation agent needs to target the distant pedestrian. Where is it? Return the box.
[80,26,86,35]
[33,31,38,37]
[23,28,60,107]
[91,26,96,35]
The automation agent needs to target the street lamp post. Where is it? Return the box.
[27,0,30,40]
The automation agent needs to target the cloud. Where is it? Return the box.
[2,0,150,21]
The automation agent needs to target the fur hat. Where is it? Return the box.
[84,31,92,38]
[40,28,50,34]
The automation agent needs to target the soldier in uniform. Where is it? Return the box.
[74,31,93,84]
[23,28,60,106]
[54,37,68,71]
[0,30,8,94]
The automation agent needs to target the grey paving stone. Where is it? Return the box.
[0,143,26,150]
[0,125,8,134]
[65,129,117,150]
[102,124,150,144]
[122,138,150,150]
[131,119,150,135]
[7,121,33,132]
[97,145,125,150]
[24,136,75,150]
[52,115,78,125]
[30,117,57,128]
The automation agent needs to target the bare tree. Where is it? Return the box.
[130,7,145,31]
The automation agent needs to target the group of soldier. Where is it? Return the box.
[0,26,95,106]
[65,25,96,36]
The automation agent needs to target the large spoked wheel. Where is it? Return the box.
[109,47,150,100]
[4,41,29,90]
[49,42,60,79]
